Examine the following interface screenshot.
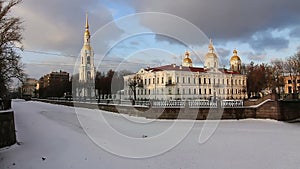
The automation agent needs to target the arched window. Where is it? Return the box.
[87,71,91,79]
[87,56,90,64]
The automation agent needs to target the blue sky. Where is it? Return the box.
[12,0,300,79]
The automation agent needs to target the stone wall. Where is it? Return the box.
[0,110,16,148]
[255,100,280,120]
[279,101,300,121]
[33,98,300,121]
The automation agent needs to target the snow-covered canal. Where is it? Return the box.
[1,100,300,169]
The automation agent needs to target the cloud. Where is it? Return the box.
[117,0,300,43]
[12,0,124,55]
[249,30,289,51]
[216,48,231,67]
[154,34,185,46]
[290,26,300,38]
[297,46,300,53]
[241,51,266,62]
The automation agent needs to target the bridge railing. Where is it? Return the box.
[42,98,244,108]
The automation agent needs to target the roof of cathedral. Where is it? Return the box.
[146,64,205,72]
[144,64,242,74]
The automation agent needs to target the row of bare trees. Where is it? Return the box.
[246,52,300,98]
[95,70,131,99]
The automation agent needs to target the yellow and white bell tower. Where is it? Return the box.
[77,13,96,98]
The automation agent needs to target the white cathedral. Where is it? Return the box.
[123,40,247,100]
[76,14,96,98]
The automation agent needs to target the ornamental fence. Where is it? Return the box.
[44,97,244,108]
[151,100,243,108]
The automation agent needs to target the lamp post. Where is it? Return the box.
[154,72,157,100]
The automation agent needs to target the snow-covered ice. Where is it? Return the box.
[1,99,300,169]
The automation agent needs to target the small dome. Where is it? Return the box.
[230,55,241,61]
[230,49,241,61]
[84,30,90,36]
[183,57,192,63]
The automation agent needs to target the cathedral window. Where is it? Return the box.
[87,71,91,80]
[87,56,90,64]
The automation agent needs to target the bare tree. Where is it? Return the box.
[271,59,285,97]
[0,0,24,97]
[127,74,143,105]
[284,55,299,98]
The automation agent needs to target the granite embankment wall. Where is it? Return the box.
[0,110,16,148]
[34,97,300,121]
[279,100,300,121]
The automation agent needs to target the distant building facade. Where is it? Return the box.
[123,40,247,100]
[284,75,300,94]
[22,78,38,97]
[37,70,70,98]
[75,13,96,98]
[38,70,69,88]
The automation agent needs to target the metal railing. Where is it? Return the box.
[42,97,244,108]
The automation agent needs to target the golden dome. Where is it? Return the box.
[183,57,192,63]
[230,55,241,61]
[230,49,241,61]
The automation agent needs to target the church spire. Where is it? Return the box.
[85,12,89,30]
[84,12,90,45]
[208,38,214,52]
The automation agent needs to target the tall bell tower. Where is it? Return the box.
[77,13,96,98]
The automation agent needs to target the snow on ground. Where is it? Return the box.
[1,100,300,169]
